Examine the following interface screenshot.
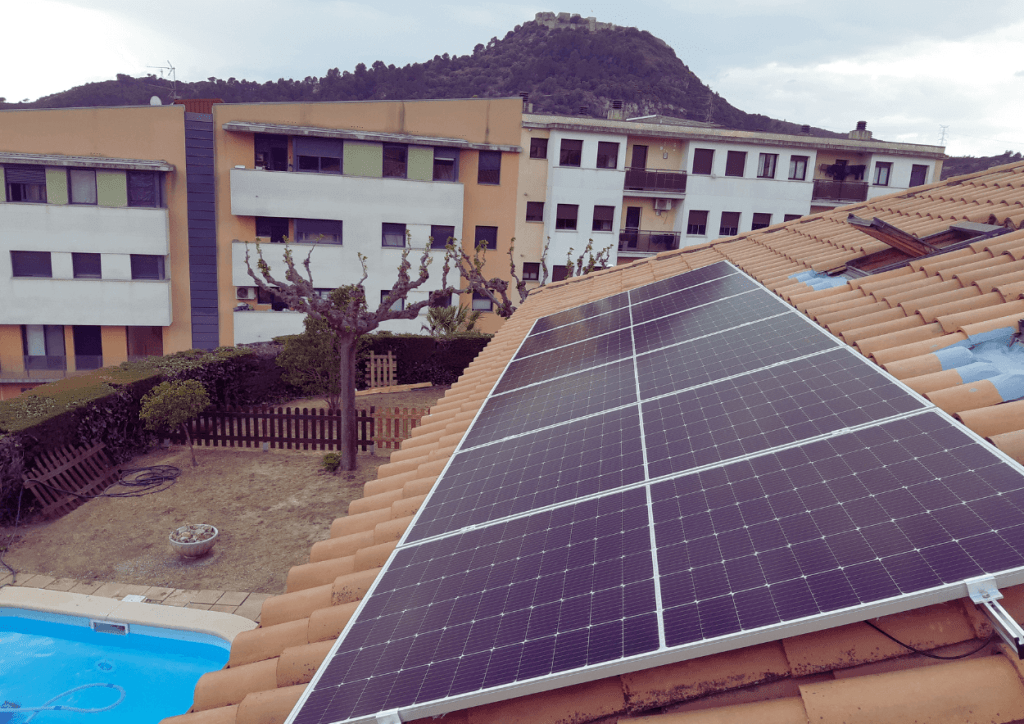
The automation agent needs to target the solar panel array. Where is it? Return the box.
[291,261,1024,724]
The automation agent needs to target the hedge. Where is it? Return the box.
[359,332,492,387]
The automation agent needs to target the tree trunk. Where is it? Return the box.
[337,332,359,471]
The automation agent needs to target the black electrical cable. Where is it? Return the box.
[865,619,996,660]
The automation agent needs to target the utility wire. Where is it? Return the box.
[865,620,995,660]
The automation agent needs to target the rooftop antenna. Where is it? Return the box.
[146,61,179,101]
[939,125,949,146]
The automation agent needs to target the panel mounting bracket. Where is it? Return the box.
[375,711,402,724]
[965,576,1024,659]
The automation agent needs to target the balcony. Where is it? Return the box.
[624,168,687,194]
[812,179,869,203]
[618,230,681,254]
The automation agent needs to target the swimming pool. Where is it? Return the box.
[0,589,252,724]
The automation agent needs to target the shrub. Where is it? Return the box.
[322,452,342,473]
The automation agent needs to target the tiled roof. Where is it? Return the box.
[164,160,1024,724]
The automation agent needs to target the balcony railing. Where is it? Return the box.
[812,179,869,202]
[619,230,682,254]
[624,168,687,193]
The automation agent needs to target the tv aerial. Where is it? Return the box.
[146,61,180,101]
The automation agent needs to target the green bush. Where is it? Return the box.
[322,452,342,473]
[359,332,491,387]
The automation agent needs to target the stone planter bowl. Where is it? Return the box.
[169,524,219,559]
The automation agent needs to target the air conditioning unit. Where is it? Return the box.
[653,198,673,211]
[236,287,255,300]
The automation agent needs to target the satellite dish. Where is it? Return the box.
[149,96,162,106]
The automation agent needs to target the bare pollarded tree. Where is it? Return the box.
[245,241,456,471]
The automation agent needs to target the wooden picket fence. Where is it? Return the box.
[22,442,120,518]
[171,405,428,452]
[365,352,397,389]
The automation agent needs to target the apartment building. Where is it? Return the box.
[517,113,945,270]
[1,98,944,397]
[0,105,192,400]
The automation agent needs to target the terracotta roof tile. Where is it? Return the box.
[463,678,627,724]
[234,685,306,724]
[826,306,905,334]
[841,315,924,346]
[798,656,1024,724]
[936,297,1024,333]
[956,399,1024,438]
[975,261,1024,293]
[306,601,358,643]
[620,643,791,712]
[194,658,278,711]
[623,696,809,724]
[907,247,974,272]
[164,706,239,724]
[275,640,332,687]
[912,288,991,323]
[926,379,1005,414]
[870,331,968,365]
[991,429,1024,464]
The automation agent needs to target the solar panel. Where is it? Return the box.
[288,261,1024,724]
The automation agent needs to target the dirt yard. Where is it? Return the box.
[0,386,447,594]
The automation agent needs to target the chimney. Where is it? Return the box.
[519,92,532,114]
[578,105,589,116]
[800,124,811,135]
[607,100,625,121]
[848,120,873,140]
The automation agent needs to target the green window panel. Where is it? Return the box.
[343,141,383,177]
[407,146,433,181]
[97,170,128,207]
[45,168,69,205]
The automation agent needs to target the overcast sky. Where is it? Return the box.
[4,0,1022,157]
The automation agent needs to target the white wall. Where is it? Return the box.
[1,277,171,325]
[545,130,627,264]
[230,168,464,230]
[0,203,169,255]
[865,153,930,199]
[681,142,817,245]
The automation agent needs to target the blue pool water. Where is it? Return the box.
[0,609,229,724]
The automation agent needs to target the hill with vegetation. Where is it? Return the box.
[0,15,838,137]
[941,151,1023,180]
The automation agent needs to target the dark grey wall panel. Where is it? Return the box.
[183,111,219,350]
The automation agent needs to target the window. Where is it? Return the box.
[559,139,583,167]
[22,324,65,370]
[751,213,772,230]
[433,148,458,181]
[382,223,406,247]
[691,149,714,175]
[430,225,455,250]
[529,138,548,159]
[68,168,97,204]
[11,250,52,277]
[592,205,615,232]
[255,133,288,171]
[757,153,778,179]
[788,155,808,181]
[73,325,102,370]
[257,286,287,310]
[719,212,740,236]
[72,253,101,278]
[551,265,568,282]
[725,151,746,177]
[256,217,289,243]
[522,262,540,281]
[127,171,161,207]
[597,142,619,169]
[630,145,648,169]
[910,164,929,187]
[686,210,708,235]
[295,218,342,244]
[294,137,342,174]
[383,144,408,178]
[526,201,544,222]
[874,162,892,186]
[471,290,492,312]
[380,290,404,312]
[784,214,802,222]
[474,225,498,250]
[555,204,578,230]
[130,255,165,280]
[477,151,501,184]
[5,165,46,202]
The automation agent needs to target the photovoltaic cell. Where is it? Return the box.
[628,261,738,304]
[515,307,632,360]
[497,328,634,394]
[636,313,841,399]
[463,359,638,449]
[652,412,1024,647]
[642,348,927,479]
[632,290,792,355]
[530,291,631,334]
[294,488,658,724]
[407,405,646,542]
[631,274,759,325]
